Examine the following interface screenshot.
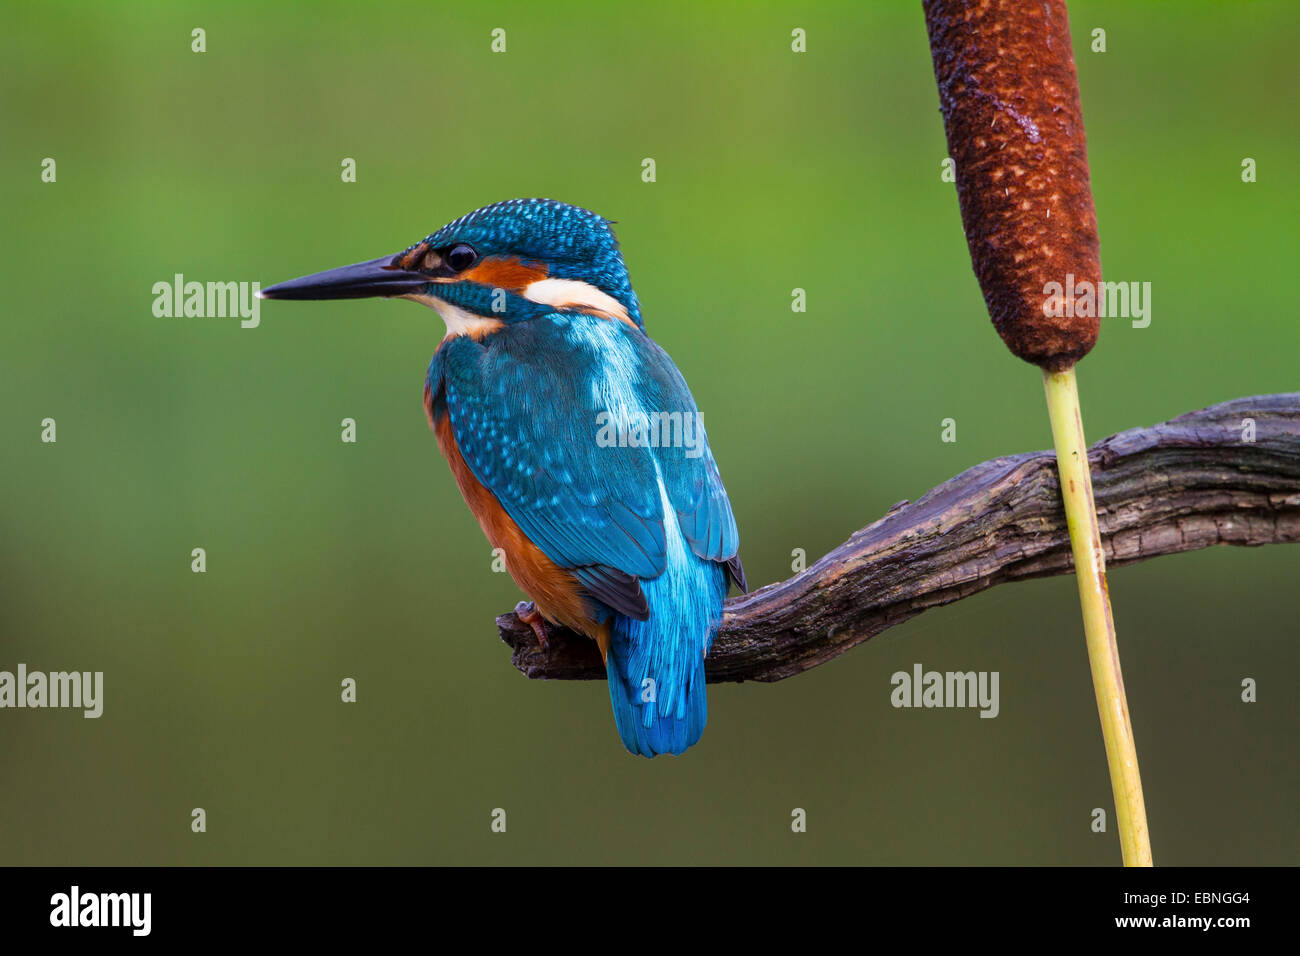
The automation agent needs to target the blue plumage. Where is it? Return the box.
[262,198,743,757]
[418,199,644,328]
[608,497,729,756]
[431,313,740,755]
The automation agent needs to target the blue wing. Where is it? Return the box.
[428,313,742,618]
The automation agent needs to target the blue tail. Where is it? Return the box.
[606,517,728,757]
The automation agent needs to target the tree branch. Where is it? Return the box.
[498,393,1300,682]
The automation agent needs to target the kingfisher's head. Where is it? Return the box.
[260,198,643,335]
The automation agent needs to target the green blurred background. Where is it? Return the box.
[1,0,1296,865]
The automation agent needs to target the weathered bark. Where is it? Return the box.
[498,393,1300,682]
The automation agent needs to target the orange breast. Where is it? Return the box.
[429,391,607,656]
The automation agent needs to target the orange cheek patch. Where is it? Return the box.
[457,256,548,291]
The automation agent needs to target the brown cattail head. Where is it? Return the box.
[924,0,1100,371]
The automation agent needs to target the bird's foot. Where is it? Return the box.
[514,601,549,650]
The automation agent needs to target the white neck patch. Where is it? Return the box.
[522,278,631,324]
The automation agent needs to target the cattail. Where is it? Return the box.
[925,0,1100,370]
[924,0,1152,866]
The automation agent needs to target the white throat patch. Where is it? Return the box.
[402,292,504,340]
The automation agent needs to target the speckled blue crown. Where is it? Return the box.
[424,198,642,326]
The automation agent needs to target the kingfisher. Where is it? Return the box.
[261,198,745,757]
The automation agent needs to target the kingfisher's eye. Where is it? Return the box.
[444,243,477,272]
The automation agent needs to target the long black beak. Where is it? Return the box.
[258,255,428,301]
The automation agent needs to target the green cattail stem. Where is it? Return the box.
[1043,367,1152,866]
